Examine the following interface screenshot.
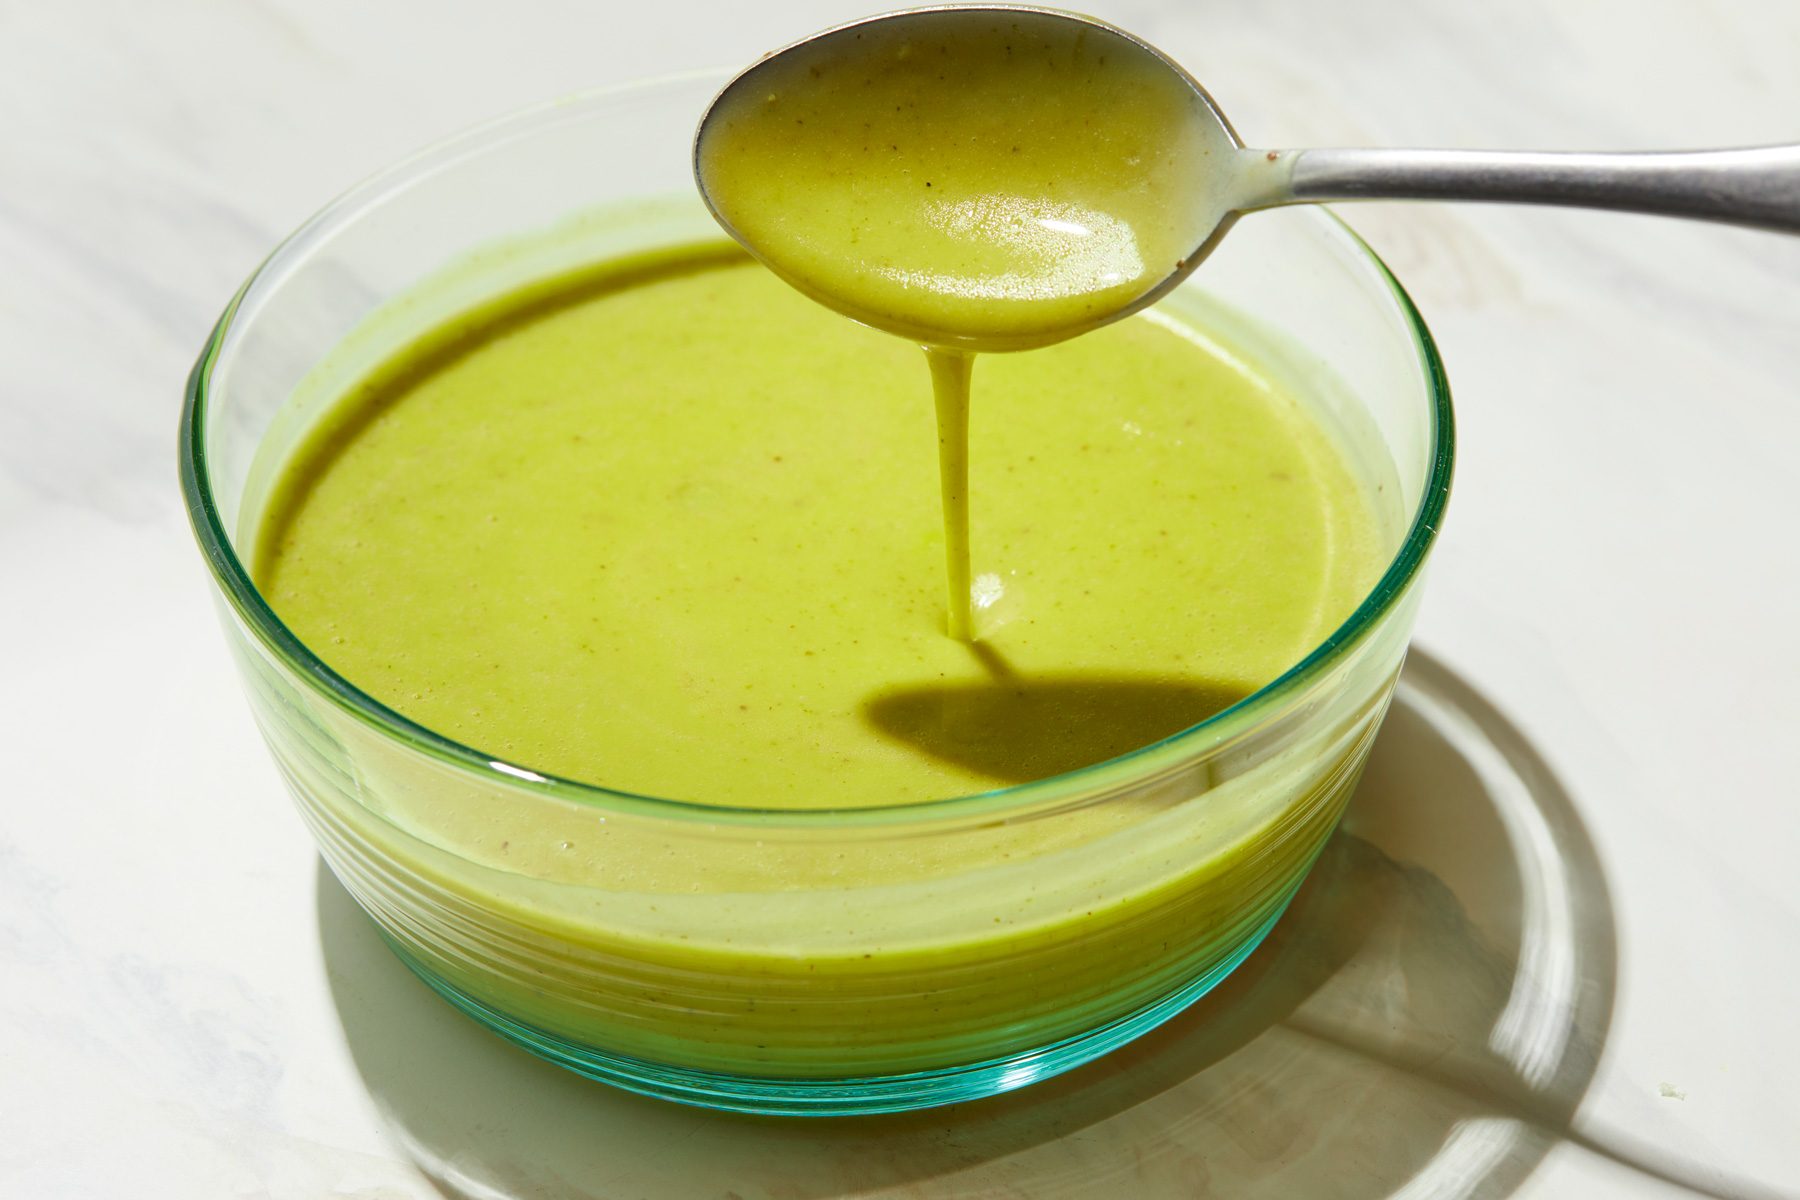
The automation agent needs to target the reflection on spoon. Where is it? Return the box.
[876,196,1146,304]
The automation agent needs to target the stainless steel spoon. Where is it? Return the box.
[696,4,1800,319]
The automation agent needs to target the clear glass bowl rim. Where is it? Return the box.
[178,70,1455,829]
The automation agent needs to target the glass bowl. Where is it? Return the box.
[179,72,1452,1116]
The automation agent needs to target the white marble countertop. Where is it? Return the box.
[5,1,1799,1197]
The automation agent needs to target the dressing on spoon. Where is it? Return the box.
[695,12,1242,351]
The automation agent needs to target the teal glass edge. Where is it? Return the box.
[380,877,1301,1115]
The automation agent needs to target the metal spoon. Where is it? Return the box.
[696,4,1800,330]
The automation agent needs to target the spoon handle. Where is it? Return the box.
[1246,145,1800,233]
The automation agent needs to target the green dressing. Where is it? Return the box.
[257,246,1379,810]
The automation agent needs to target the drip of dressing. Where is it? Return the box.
[926,346,974,639]
[697,10,1237,638]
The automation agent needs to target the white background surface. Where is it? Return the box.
[4,1,1798,1197]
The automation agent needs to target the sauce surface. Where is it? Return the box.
[696,10,1237,352]
[257,246,1381,809]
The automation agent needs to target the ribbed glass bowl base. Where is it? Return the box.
[377,892,1296,1116]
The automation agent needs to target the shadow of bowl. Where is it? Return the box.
[316,649,1620,1199]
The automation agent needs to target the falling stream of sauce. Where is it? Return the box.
[697,10,1240,636]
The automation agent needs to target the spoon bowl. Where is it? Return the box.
[693,5,1254,352]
